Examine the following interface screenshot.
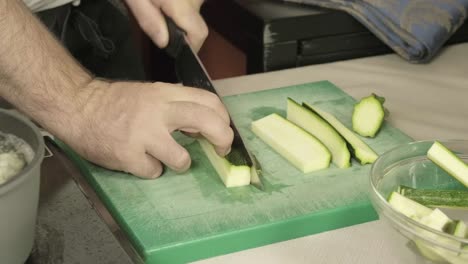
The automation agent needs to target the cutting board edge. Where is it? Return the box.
[142,200,378,263]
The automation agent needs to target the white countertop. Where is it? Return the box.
[194,43,468,264]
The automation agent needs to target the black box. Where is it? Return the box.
[201,0,468,73]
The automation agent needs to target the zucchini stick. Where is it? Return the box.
[397,185,468,209]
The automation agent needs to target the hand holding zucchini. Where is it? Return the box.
[198,139,251,188]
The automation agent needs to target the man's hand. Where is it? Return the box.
[0,0,230,179]
[125,0,208,52]
[68,80,233,178]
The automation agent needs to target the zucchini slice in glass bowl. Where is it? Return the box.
[369,140,468,264]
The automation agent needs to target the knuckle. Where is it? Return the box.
[199,24,209,39]
[113,146,131,165]
[211,123,233,145]
[207,92,219,103]
[159,0,175,13]
[205,92,223,108]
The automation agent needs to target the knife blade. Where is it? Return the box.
[163,16,264,190]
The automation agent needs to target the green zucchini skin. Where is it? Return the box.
[287,98,351,168]
[225,148,248,166]
[397,185,468,209]
[198,139,251,188]
[452,220,467,238]
[302,102,378,164]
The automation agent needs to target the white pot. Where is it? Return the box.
[0,109,45,264]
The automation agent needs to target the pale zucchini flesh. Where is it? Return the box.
[198,139,251,188]
[388,191,432,219]
[302,103,378,165]
[453,220,467,238]
[427,141,468,188]
[461,246,468,261]
[251,113,331,173]
[352,94,386,138]
[415,209,461,264]
[419,208,453,232]
[287,98,351,168]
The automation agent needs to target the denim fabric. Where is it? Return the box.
[285,0,468,63]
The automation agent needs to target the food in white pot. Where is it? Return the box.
[0,131,34,184]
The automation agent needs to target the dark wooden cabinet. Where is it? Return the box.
[199,0,468,79]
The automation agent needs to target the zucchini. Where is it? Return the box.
[397,185,468,209]
[251,113,331,173]
[427,141,468,188]
[416,215,468,264]
[352,94,386,137]
[388,191,432,220]
[389,190,468,263]
[410,208,454,257]
[302,103,378,164]
[453,220,467,238]
[419,208,453,232]
[287,98,351,168]
[198,139,251,188]
[415,209,460,264]
[461,246,468,261]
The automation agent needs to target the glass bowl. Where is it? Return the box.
[369,140,468,264]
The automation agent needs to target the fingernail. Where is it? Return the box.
[151,167,164,179]
[153,30,168,48]
[150,173,160,179]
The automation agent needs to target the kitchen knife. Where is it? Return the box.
[163,16,264,190]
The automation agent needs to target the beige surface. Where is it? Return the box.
[194,43,468,264]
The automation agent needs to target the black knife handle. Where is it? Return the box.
[164,15,186,58]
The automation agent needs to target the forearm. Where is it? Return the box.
[0,0,93,137]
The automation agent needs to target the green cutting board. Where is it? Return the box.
[59,81,412,263]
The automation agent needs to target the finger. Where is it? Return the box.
[191,0,205,9]
[166,101,233,156]
[154,83,230,124]
[145,132,192,172]
[158,0,209,51]
[182,131,202,139]
[126,0,169,48]
[122,153,165,179]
